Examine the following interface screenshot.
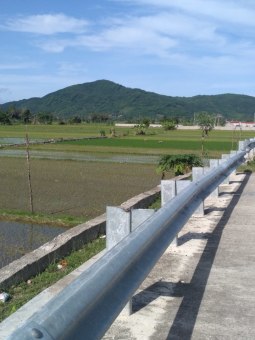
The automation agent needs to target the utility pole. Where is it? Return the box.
[25,132,34,214]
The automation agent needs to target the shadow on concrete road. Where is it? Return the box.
[166,172,250,339]
[131,172,250,339]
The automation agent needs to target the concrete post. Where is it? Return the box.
[239,139,250,163]
[106,206,155,315]
[106,207,130,250]
[161,180,176,207]
[238,140,245,151]
[247,139,255,161]
[161,180,191,245]
[230,151,238,175]
[192,167,204,216]
[251,139,255,160]
[221,154,230,184]
[209,159,219,197]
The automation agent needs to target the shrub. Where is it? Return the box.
[157,154,203,178]
[162,120,177,131]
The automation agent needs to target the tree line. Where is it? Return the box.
[0,105,225,128]
[0,106,114,125]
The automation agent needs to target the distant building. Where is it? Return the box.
[229,120,255,128]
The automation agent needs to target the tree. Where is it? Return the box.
[90,113,109,123]
[195,111,215,155]
[161,119,177,131]
[7,106,21,121]
[195,111,215,137]
[0,110,11,125]
[134,123,147,135]
[69,116,82,124]
[142,118,150,128]
[157,154,203,179]
[37,112,54,124]
[21,109,32,124]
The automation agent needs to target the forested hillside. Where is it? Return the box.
[2,80,255,121]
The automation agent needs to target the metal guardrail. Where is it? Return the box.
[8,139,255,340]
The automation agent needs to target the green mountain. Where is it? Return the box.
[2,79,255,121]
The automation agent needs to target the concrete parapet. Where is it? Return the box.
[0,214,106,289]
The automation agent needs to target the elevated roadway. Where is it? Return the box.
[1,172,254,339]
[104,172,255,339]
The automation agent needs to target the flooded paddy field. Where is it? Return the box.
[0,125,172,267]
[0,154,162,269]
[0,157,162,219]
[0,148,159,164]
[0,137,45,145]
[0,137,26,145]
[0,220,65,268]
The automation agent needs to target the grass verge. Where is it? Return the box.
[238,160,255,173]
[0,209,86,227]
[0,237,106,322]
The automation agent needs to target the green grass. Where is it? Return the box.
[0,209,85,227]
[60,137,234,152]
[0,123,116,139]
[0,123,254,142]
[13,130,251,160]
[0,237,105,322]
[238,160,255,173]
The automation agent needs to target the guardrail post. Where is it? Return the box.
[220,154,231,184]
[247,139,255,161]
[238,140,245,151]
[106,206,155,315]
[106,207,130,250]
[230,151,238,174]
[239,139,252,163]
[252,139,255,160]
[192,167,204,216]
[161,180,191,245]
[161,180,176,207]
[209,159,219,197]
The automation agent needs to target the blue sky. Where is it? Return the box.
[1,0,255,103]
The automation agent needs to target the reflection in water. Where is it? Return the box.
[0,221,65,269]
[29,224,34,251]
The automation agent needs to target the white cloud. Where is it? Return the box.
[123,0,255,26]
[2,0,255,100]
[4,13,89,35]
[57,62,88,76]
[77,24,176,56]
[0,62,41,70]
[36,12,221,57]
[37,39,71,53]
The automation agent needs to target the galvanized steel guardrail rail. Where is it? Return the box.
[8,139,255,340]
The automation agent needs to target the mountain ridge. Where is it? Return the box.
[1,79,255,121]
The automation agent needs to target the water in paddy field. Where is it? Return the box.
[0,137,26,145]
[0,221,66,269]
[0,137,45,146]
[0,149,159,164]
